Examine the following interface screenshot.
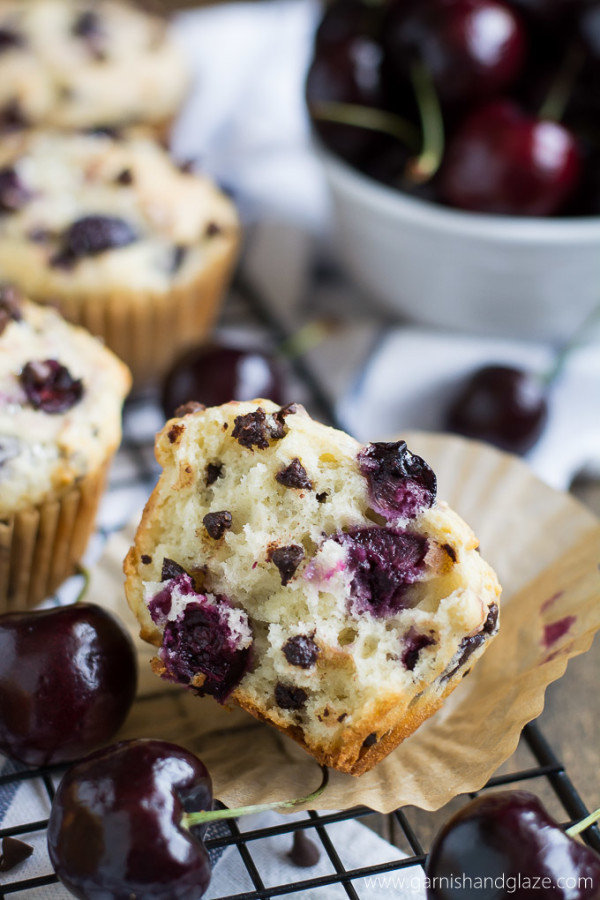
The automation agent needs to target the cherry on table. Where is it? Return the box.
[47,739,213,900]
[440,99,581,215]
[0,603,137,767]
[161,341,285,419]
[445,364,548,455]
[426,790,600,899]
[383,0,526,107]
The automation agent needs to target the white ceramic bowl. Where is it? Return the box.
[321,149,600,342]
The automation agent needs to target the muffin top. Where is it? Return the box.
[0,129,239,295]
[0,289,131,515]
[0,0,188,132]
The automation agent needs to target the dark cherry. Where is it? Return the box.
[331,526,429,617]
[51,214,138,267]
[0,604,137,767]
[20,359,83,413]
[445,364,548,454]
[47,739,213,900]
[440,100,581,215]
[0,166,31,212]
[426,790,600,899]
[384,0,526,106]
[161,342,284,418]
[314,0,383,51]
[358,441,437,520]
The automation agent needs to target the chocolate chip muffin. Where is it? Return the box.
[0,0,188,135]
[124,401,501,776]
[0,289,130,611]
[0,129,239,383]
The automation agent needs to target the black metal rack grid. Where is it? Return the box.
[1,267,599,899]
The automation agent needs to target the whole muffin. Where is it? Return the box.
[124,400,501,776]
[0,288,131,611]
[0,0,188,135]
[0,129,239,383]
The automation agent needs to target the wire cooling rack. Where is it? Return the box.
[1,260,599,898]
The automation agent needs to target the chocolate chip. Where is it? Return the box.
[269,545,304,586]
[401,628,436,671]
[0,167,31,212]
[206,462,223,485]
[0,283,22,336]
[276,458,313,490]
[178,159,196,174]
[141,554,152,565]
[0,28,23,53]
[203,510,232,540]
[283,634,319,669]
[287,831,320,868]
[275,682,307,710]
[115,168,133,186]
[0,836,33,872]
[0,99,27,133]
[362,732,377,748]
[442,542,457,562]
[316,491,328,503]
[20,360,83,413]
[167,424,185,444]
[337,713,347,722]
[161,558,187,581]
[171,244,187,273]
[72,10,106,60]
[232,408,271,450]
[51,215,138,267]
[174,401,206,418]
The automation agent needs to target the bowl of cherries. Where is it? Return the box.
[306,0,600,341]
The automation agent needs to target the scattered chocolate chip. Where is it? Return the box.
[174,401,206,418]
[401,628,436,671]
[115,167,133,186]
[276,458,313,490]
[315,491,328,503]
[141,554,152,565]
[206,462,223,486]
[442,542,457,563]
[0,99,27,132]
[0,166,31,212]
[275,682,307,710]
[283,634,319,669]
[178,158,196,174]
[0,836,33,872]
[167,424,185,444]
[72,10,106,60]
[203,510,232,540]
[171,244,187,273]
[337,713,347,722]
[85,125,122,140]
[362,732,377,748]
[20,360,83,413]
[441,603,499,682]
[0,283,22,336]
[50,215,138,267]
[0,27,23,53]
[205,221,222,237]
[269,545,305,586]
[161,558,187,582]
[232,408,271,450]
[287,831,320,868]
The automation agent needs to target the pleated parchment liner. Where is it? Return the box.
[0,461,110,614]
[88,433,600,813]
[31,236,238,387]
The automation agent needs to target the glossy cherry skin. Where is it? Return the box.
[161,342,284,419]
[384,0,526,106]
[440,100,581,215]
[445,365,548,455]
[426,790,600,899]
[0,604,137,767]
[48,739,213,900]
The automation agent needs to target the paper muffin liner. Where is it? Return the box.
[87,433,600,813]
[37,235,239,386]
[0,461,111,614]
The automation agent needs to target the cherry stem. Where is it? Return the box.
[182,765,329,829]
[539,43,585,122]
[276,317,340,361]
[542,299,600,387]
[566,806,600,838]
[311,101,420,152]
[74,564,91,604]
[406,59,445,184]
